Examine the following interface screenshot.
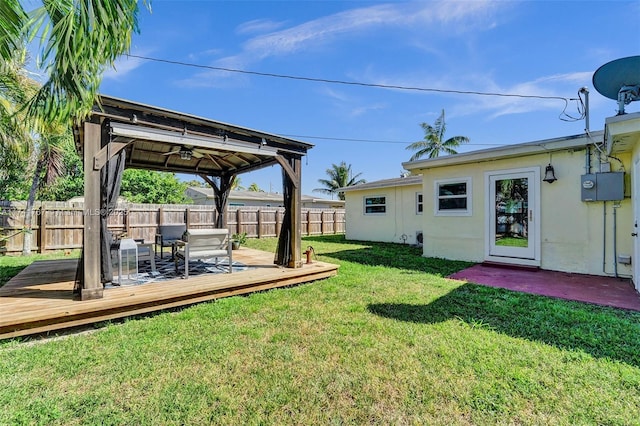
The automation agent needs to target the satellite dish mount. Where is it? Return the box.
[592,56,640,115]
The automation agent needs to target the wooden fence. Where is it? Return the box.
[0,201,345,255]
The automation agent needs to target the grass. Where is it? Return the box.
[1,235,639,424]
[0,250,80,288]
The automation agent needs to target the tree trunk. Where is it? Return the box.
[22,158,43,256]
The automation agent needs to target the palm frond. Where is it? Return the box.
[0,0,27,61]
[21,0,146,124]
[406,109,469,160]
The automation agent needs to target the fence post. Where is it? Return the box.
[236,208,242,234]
[186,207,191,229]
[39,205,46,253]
[321,211,327,235]
[124,206,131,237]
[257,209,262,238]
[333,210,338,234]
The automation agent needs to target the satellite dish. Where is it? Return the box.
[592,55,640,115]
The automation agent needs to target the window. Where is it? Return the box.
[416,192,423,214]
[364,196,386,214]
[434,178,472,216]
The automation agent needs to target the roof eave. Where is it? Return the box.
[340,176,423,192]
[403,132,603,171]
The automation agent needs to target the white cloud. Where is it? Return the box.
[350,102,386,117]
[180,1,504,88]
[236,19,286,35]
[240,2,501,60]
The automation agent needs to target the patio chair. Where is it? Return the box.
[155,224,186,259]
[174,229,233,279]
[135,239,157,274]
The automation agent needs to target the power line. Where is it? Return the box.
[126,53,578,103]
[276,133,507,146]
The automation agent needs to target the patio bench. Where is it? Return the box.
[174,228,233,278]
[155,224,187,259]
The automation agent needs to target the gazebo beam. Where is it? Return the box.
[275,155,300,188]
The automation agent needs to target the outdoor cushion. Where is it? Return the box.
[174,228,232,278]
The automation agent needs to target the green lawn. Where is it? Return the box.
[1,236,639,425]
[0,250,80,288]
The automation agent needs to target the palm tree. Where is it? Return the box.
[1,0,148,124]
[0,49,33,195]
[314,161,365,200]
[247,183,263,192]
[1,0,149,253]
[1,48,73,254]
[406,109,469,161]
[231,176,244,191]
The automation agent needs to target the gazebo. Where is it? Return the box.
[74,95,313,300]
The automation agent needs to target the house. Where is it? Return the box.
[186,187,345,209]
[341,113,640,293]
[342,56,640,292]
[340,175,423,245]
[399,113,640,292]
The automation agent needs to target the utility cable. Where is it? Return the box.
[126,53,578,103]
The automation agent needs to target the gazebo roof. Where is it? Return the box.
[75,95,313,177]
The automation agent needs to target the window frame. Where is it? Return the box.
[434,177,472,216]
[416,192,423,215]
[363,195,387,215]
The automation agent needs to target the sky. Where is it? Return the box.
[67,1,640,196]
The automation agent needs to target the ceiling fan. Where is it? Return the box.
[162,145,224,160]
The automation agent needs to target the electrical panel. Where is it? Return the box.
[581,172,624,202]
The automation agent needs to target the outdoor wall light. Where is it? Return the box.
[179,146,192,161]
[543,164,557,183]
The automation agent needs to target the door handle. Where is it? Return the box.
[633,233,638,237]
[529,210,533,222]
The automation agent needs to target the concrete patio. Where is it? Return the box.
[449,263,640,311]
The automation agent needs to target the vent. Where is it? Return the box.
[416,231,424,247]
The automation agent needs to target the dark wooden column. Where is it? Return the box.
[201,173,235,229]
[290,156,302,268]
[275,154,302,268]
[81,122,103,300]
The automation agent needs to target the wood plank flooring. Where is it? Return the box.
[0,248,339,340]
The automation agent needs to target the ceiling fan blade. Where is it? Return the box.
[161,149,181,156]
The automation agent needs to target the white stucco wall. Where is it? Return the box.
[344,184,424,244]
[412,146,633,277]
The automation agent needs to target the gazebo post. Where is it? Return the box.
[200,173,235,229]
[81,122,104,300]
[275,154,302,268]
[289,156,302,268]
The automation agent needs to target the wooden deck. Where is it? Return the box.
[0,248,339,340]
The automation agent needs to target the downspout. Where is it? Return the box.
[586,146,591,174]
[603,202,607,275]
[581,87,590,134]
[582,87,591,175]
[613,203,620,278]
